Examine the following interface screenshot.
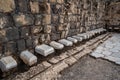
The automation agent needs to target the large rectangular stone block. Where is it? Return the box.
[67,37,78,43]
[72,36,83,41]
[0,56,17,72]
[58,39,73,46]
[35,44,54,56]
[20,50,37,66]
[49,41,64,50]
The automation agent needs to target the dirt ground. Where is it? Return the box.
[57,56,120,80]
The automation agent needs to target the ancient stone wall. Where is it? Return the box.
[106,1,120,29]
[0,0,106,58]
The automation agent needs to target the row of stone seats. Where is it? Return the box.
[0,28,107,72]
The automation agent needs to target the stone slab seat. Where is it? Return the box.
[49,41,64,50]
[77,34,88,40]
[67,37,78,43]
[72,35,83,41]
[58,39,73,46]
[0,56,17,72]
[35,44,55,57]
[20,50,37,66]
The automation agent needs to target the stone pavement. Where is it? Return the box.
[91,33,120,65]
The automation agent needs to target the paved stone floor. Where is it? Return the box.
[91,33,120,64]
[57,33,120,80]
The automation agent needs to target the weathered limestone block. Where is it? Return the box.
[58,39,73,46]
[57,0,64,4]
[39,3,51,14]
[30,1,39,13]
[42,14,51,25]
[4,41,16,55]
[31,26,42,34]
[0,14,12,29]
[35,44,54,56]
[0,0,15,13]
[72,36,83,41]
[77,34,88,39]
[0,56,17,72]
[49,41,64,49]
[13,13,34,27]
[20,50,37,66]
[67,37,78,43]
[44,25,52,33]
[35,15,42,25]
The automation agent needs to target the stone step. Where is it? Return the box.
[35,44,55,56]
[72,35,83,41]
[0,56,17,72]
[58,39,73,46]
[49,41,64,50]
[67,37,78,43]
[20,50,37,66]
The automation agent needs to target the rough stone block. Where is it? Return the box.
[72,36,83,41]
[35,15,42,25]
[30,1,39,13]
[58,39,73,46]
[18,0,29,12]
[42,14,51,25]
[0,13,12,29]
[13,13,34,27]
[20,50,37,66]
[49,41,64,50]
[67,37,78,43]
[0,0,15,13]
[44,25,52,34]
[6,28,19,41]
[17,39,26,52]
[20,27,29,38]
[35,44,54,56]
[31,26,42,34]
[0,56,17,72]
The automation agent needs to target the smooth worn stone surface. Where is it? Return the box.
[90,52,104,58]
[90,33,120,65]
[0,56,17,72]
[72,36,83,41]
[67,37,78,43]
[58,39,73,46]
[49,41,64,49]
[20,50,37,66]
[35,44,54,56]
